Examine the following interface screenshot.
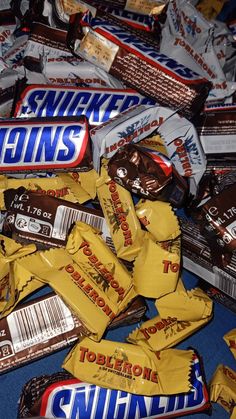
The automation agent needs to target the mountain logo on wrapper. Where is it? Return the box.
[0,117,89,171]
[39,358,209,418]
[14,85,155,125]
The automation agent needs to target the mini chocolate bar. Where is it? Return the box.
[3,187,110,248]
[107,143,188,207]
[18,355,210,418]
[13,82,155,125]
[69,11,212,117]
[0,116,92,173]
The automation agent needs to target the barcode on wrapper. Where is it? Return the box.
[7,295,74,353]
[214,267,236,299]
[53,205,105,240]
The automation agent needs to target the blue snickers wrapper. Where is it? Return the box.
[18,354,211,418]
[0,116,92,173]
[13,81,155,126]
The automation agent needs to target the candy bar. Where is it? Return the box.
[69,11,212,117]
[54,0,156,32]
[96,164,145,261]
[0,116,92,173]
[0,289,146,373]
[0,292,88,373]
[135,199,181,241]
[194,108,236,155]
[107,144,188,207]
[63,336,194,395]
[3,188,111,248]
[13,82,155,125]
[18,355,210,418]
[132,236,181,298]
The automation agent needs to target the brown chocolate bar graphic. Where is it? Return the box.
[0,292,146,373]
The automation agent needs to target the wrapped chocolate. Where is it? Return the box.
[135,199,181,241]
[3,187,111,248]
[18,355,210,418]
[0,116,92,173]
[224,329,236,359]
[13,83,153,125]
[63,336,195,395]
[107,144,188,207]
[13,246,119,341]
[132,236,181,298]
[96,164,145,261]
[68,10,212,117]
[0,234,36,314]
[65,221,136,310]
[210,364,236,415]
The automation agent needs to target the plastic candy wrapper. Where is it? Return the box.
[0,116,92,173]
[210,364,236,415]
[68,10,212,118]
[135,199,181,241]
[132,236,181,298]
[108,144,188,207]
[0,234,36,314]
[96,164,145,261]
[3,188,110,248]
[18,354,211,418]
[13,82,153,126]
[223,329,236,360]
[63,336,195,395]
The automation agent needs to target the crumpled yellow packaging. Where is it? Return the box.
[135,199,180,242]
[0,175,78,209]
[59,170,98,203]
[0,234,37,314]
[196,0,227,20]
[210,364,236,415]
[96,165,145,261]
[66,221,136,311]
[127,311,212,351]
[155,287,213,321]
[63,336,194,395]
[1,257,44,318]
[139,134,167,154]
[224,329,236,360]
[14,247,120,341]
[133,235,180,298]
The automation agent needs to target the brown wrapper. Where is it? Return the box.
[70,12,212,117]
[107,144,188,207]
[3,187,110,249]
[210,365,236,415]
[63,336,194,395]
[96,165,145,261]
[0,290,146,373]
[133,235,181,298]
[196,182,236,258]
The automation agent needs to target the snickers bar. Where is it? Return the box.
[0,116,92,172]
[18,355,210,418]
[69,11,212,117]
[13,83,155,126]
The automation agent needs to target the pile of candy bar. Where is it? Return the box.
[0,0,236,417]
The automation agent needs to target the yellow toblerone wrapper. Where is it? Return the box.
[63,336,194,395]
